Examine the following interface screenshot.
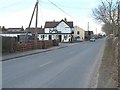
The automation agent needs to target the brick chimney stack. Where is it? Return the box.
[41,25,42,28]
[64,17,67,21]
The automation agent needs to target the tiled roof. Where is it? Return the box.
[66,22,74,28]
[44,22,59,28]
[7,28,24,31]
[25,27,45,34]
[8,28,22,29]
[44,19,74,28]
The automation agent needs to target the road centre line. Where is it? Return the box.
[40,61,52,67]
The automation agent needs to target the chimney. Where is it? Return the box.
[64,17,67,21]
[41,25,42,28]
[0,26,1,31]
[21,26,24,31]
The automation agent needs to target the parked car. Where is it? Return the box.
[90,37,95,42]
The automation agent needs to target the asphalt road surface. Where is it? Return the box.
[2,38,106,88]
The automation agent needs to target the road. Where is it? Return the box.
[2,38,106,88]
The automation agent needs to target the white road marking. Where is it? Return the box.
[40,61,52,67]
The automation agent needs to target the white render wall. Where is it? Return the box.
[38,34,72,42]
[44,21,73,42]
[0,33,25,37]
[38,34,49,40]
[44,28,57,33]
[56,22,71,33]
[44,21,72,34]
[74,26,85,41]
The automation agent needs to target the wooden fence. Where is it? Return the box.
[2,37,17,53]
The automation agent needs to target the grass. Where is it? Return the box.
[97,41,118,88]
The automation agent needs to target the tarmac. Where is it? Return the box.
[1,43,71,61]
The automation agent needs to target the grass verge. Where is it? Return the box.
[97,40,118,88]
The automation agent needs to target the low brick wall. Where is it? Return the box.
[44,40,53,49]
[16,41,38,52]
[16,40,56,52]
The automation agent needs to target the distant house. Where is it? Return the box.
[1,26,8,32]
[74,26,85,41]
[7,27,24,32]
[85,31,94,37]
[44,18,74,42]
[0,27,25,37]
[25,27,44,34]
[85,31,94,40]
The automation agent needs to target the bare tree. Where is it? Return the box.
[102,23,113,35]
[92,0,119,35]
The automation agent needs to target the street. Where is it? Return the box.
[2,38,106,88]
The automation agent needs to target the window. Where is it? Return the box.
[64,34,67,39]
[71,31,74,34]
[42,35,44,39]
[77,31,80,35]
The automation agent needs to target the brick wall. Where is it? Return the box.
[16,40,55,52]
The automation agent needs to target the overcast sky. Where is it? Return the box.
[0,0,103,34]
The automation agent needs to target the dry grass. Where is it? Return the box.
[97,39,118,88]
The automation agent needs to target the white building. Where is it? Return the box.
[44,19,74,42]
[74,26,85,41]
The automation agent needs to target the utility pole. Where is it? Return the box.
[25,0,39,49]
[25,1,38,41]
[87,22,90,40]
[96,28,97,35]
[87,22,89,31]
[34,0,39,49]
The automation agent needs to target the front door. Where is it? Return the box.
[49,35,52,40]
[59,35,62,42]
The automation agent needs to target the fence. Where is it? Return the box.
[2,37,17,53]
[2,37,59,53]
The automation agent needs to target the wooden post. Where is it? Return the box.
[25,2,38,42]
[34,0,39,49]
[25,0,39,49]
